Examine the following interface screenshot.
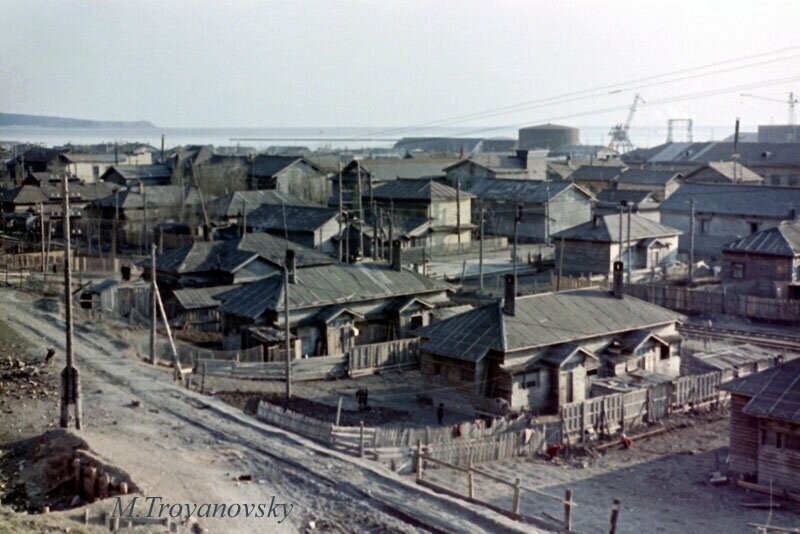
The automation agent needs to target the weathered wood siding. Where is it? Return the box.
[757,420,800,492]
[721,251,798,284]
[729,393,759,477]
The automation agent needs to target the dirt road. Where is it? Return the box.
[0,288,536,533]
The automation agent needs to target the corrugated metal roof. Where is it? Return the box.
[568,166,623,181]
[595,189,656,205]
[723,219,800,256]
[173,284,240,310]
[217,263,452,320]
[371,179,473,201]
[95,185,207,210]
[720,359,800,423]
[416,289,681,362]
[617,169,682,185]
[661,183,800,219]
[105,164,171,180]
[552,214,681,242]
[467,178,578,203]
[209,190,314,218]
[625,142,800,166]
[248,205,338,232]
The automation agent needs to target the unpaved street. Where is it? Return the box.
[0,288,534,533]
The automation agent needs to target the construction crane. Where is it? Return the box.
[741,92,798,125]
[608,93,644,154]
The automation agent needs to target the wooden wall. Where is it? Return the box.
[757,419,800,492]
[729,393,759,477]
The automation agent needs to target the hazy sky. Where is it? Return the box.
[3,0,800,131]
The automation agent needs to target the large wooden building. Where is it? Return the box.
[415,277,682,416]
[719,359,800,492]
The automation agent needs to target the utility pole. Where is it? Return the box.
[60,173,82,429]
[338,163,344,263]
[513,203,522,287]
[544,176,551,245]
[557,236,565,291]
[150,243,157,365]
[479,199,485,291]
[112,189,119,265]
[372,200,378,261]
[377,208,384,260]
[618,202,625,273]
[688,198,696,285]
[39,203,45,272]
[357,161,364,258]
[241,198,247,236]
[626,203,632,284]
[284,265,292,399]
[456,178,462,246]
[388,202,394,266]
[141,182,148,256]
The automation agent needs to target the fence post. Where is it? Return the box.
[416,440,423,482]
[564,489,573,531]
[512,477,521,515]
[201,362,206,394]
[335,396,343,427]
[359,421,365,458]
[467,456,475,499]
[609,498,621,534]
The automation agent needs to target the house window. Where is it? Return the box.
[92,165,99,179]
[460,368,473,382]
[659,345,670,360]
[700,219,709,234]
[732,262,745,279]
[521,372,538,389]
[750,222,759,234]
[771,176,782,186]
[433,363,442,376]
[790,176,799,187]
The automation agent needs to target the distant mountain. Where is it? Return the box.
[0,112,155,129]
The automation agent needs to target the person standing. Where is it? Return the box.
[437,403,444,425]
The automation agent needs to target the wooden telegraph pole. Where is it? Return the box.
[284,263,292,399]
[60,174,82,429]
[479,199,485,291]
[150,243,157,364]
[39,203,46,272]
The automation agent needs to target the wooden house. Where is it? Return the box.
[660,183,800,258]
[246,205,340,253]
[551,213,681,278]
[209,190,314,226]
[215,251,452,356]
[247,155,330,205]
[468,178,594,243]
[682,344,783,382]
[567,165,624,194]
[60,151,152,183]
[415,276,682,416]
[719,358,800,492]
[721,219,800,298]
[100,164,172,187]
[170,284,239,332]
[443,152,547,191]
[615,169,683,201]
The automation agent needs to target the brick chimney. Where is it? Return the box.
[612,260,624,299]
[286,249,296,284]
[391,240,402,272]
[503,274,516,316]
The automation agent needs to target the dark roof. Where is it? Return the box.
[342,158,458,182]
[248,205,338,232]
[217,263,451,319]
[250,155,321,177]
[720,359,800,423]
[444,155,527,173]
[371,179,473,201]
[723,220,800,256]
[416,288,681,362]
[102,164,171,181]
[2,185,49,204]
[552,214,680,242]
[147,233,333,274]
[61,152,121,164]
[683,162,763,183]
[209,190,315,219]
[568,166,623,181]
[95,185,205,210]
[616,169,683,186]
[468,178,586,203]
[660,183,800,219]
[624,142,800,167]
[595,189,657,206]
[393,137,483,153]
[173,285,240,310]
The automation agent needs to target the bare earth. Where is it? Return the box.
[0,288,534,533]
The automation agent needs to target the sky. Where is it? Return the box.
[3,0,800,133]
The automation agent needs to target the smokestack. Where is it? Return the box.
[391,240,402,271]
[161,134,165,162]
[612,261,624,299]
[503,274,516,316]
[286,249,296,284]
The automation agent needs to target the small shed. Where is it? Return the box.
[79,279,119,312]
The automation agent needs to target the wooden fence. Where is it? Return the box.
[179,344,264,368]
[624,283,800,323]
[201,354,348,381]
[348,338,420,377]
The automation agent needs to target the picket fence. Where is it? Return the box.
[348,338,420,377]
[201,354,347,382]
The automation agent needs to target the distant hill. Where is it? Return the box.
[0,112,155,128]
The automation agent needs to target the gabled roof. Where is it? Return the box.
[101,164,171,181]
[468,178,589,203]
[541,344,599,366]
[342,158,458,182]
[61,152,120,164]
[552,214,681,242]
[1,185,49,204]
[720,358,800,423]
[624,142,800,167]
[371,178,473,201]
[250,155,321,177]
[416,288,681,362]
[683,162,763,183]
[95,185,206,209]
[444,154,527,173]
[209,190,314,218]
[216,263,451,319]
[595,189,658,206]
[173,284,240,310]
[723,219,800,256]
[660,183,800,219]
[146,233,333,274]
[617,169,683,186]
[248,205,338,232]
[568,165,624,181]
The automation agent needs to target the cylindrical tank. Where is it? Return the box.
[518,124,580,150]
